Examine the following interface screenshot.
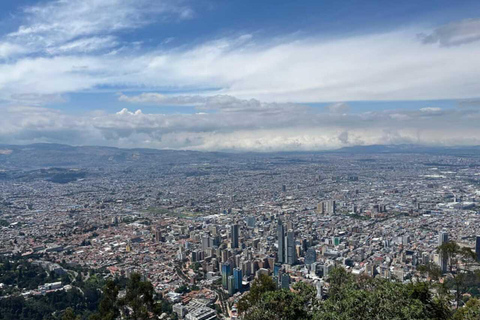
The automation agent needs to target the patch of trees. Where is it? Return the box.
[237,267,480,320]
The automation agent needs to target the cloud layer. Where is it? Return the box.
[0,1,480,150]
[1,96,480,151]
[0,0,480,104]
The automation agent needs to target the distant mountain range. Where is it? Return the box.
[1,143,480,170]
[332,144,480,154]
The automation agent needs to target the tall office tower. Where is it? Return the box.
[154,228,162,243]
[422,252,430,265]
[246,216,256,228]
[277,220,285,263]
[231,224,239,249]
[305,247,317,265]
[233,268,242,291]
[209,225,219,236]
[316,202,325,214]
[228,275,236,296]
[201,235,211,251]
[438,232,449,273]
[281,273,290,289]
[326,200,336,215]
[476,236,480,262]
[221,263,231,289]
[273,263,282,277]
[286,229,296,265]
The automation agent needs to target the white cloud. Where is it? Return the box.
[420,107,442,112]
[1,98,480,151]
[0,3,480,151]
[1,25,480,103]
[118,93,309,113]
[419,18,480,47]
[0,42,26,59]
[325,102,350,114]
[5,0,193,56]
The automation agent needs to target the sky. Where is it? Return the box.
[1,0,480,151]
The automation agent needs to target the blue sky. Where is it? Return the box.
[0,0,480,151]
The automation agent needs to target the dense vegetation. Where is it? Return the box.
[238,268,480,320]
[0,257,68,295]
[0,256,172,320]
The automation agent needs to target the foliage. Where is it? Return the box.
[237,274,277,314]
[0,256,58,291]
[437,241,480,308]
[0,256,172,320]
[237,268,451,320]
[453,298,480,320]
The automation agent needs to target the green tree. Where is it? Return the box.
[237,274,277,314]
[315,270,450,320]
[96,279,120,320]
[121,273,156,320]
[453,298,480,320]
[62,307,80,320]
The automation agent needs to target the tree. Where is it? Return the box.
[237,274,277,314]
[437,241,480,308]
[417,263,442,283]
[121,273,156,320]
[62,307,80,320]
[96,279,120,320]
[453,298,480,320]
[315,269,450,320]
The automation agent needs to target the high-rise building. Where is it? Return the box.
[476,236,480,262]
[154,228,162,243]
[233,267,242,291]
[273,263,282,277]
[201,235,210,251]
[277,220,285,263]
[222,263,231,289]
[326,200,336,215]
[422,252,430,265]
[286,229,296,265]
[246,216,256,228]
[231,224,239,249]
[317,200,336,215]
[281,273,290,289]
[305,247,317,265]
[438,232,449,273]
[228,275,236,296]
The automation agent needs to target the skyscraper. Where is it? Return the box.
[228,275,236,296]
[277,220,285,263]
[273,263,282,277]
[305,247,317,265]
[438,232,448,273]
[246,216,256,228]
[201,235,211,250]
[326,200,336,215]
[286,229,296,265]
[222,262,231,289]
[281,273,290,289]
[154,228,162,243]
[233,267,242,291]
[231,224,239,249]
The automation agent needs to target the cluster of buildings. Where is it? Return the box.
[1,150,480,318]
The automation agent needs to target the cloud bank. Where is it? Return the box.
[0,0,479,104]
[0,1,480,151]
[1,96,480,151]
